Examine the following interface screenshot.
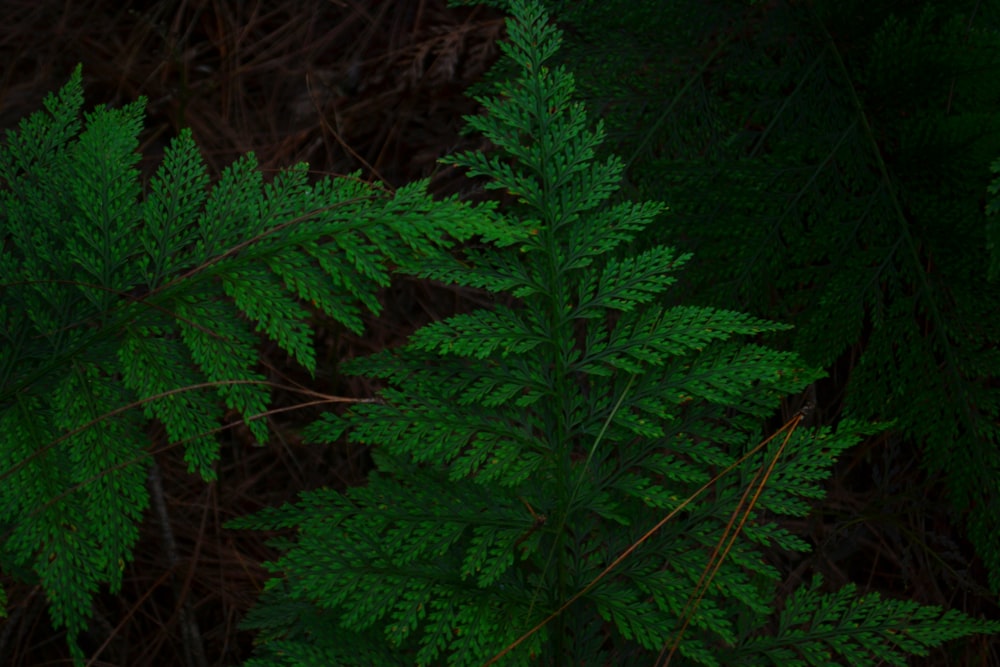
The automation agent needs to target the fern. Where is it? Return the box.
[229,2,1000,665]
[0,66,502,662]
[493,0,1000,596]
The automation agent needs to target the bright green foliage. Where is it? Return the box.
[737,575,997,666]
[0,66,502,662]
[493,0,1000,594]
[229,2,999,664]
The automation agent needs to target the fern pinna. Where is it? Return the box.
[228,1,999,665]
[0,66,501,662]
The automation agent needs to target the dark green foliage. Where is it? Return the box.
[497,0,1000,594]
[988,155,1000,277]
[229,2,1000,664]
[0,66,501,662]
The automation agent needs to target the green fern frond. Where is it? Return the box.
[0,63,493,661]
[229,1,999,665]
[735,574,1000,666]
[524,0,1000,599]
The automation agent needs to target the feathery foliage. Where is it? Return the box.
[482,0,1000,595]
[0,66,502,662]
[229,2,1000,664]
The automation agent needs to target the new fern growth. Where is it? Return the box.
[228,1,1000,665]
[0,66,501,662]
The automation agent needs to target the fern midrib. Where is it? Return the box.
[536,56,579,661]
[543,183,575,667]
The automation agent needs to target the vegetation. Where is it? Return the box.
[499,0,1000,596]
[1,0,998,664]
[226,1,999,664]
[0,64,505,662]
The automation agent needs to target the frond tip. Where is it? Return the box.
[740,575,1000,666]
